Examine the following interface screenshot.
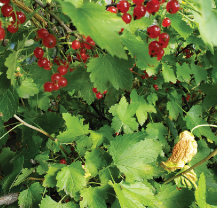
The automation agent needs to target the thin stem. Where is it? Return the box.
[0,123,23,140]
[191,124,217,133]
[164,147,217,184]
[13,114,68,155]
[27,177,44,181]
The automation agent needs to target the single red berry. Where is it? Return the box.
[69,68,74,72]
[44,82,54,92]
[129,68,133,71]
[37,28,49,39]
[58,77,68,87]
[7,22,19,33]
[34,47,44,59]
[149,41,161,55]
[53,57,61,65]
[133,0,144,4]
[96,92,103,99]
[0,0,10,3]
[60,159,67,164]
[159,33,170,43]
[160,41,169,48]
[146,0,160,14]
[153,76,157,80]
[43,60,52,70]
[12,11,26,24]
[177,80,181,83]
[53,84,60,91]
[119,28,124,33]
[38,57,48,68]
[166,0,180,14]
[122,13,132,24]
[103,90,108,94]
[71,40,81,50]
[80,48,86,54]
[84,39,95,50]
[71,146,75,151]
[51,73,62,83]
[65,199,70,203]
[77,53,87,62]
[156,48,164,60]
[145,72,149,79]
[92,87,98,93]
[58,65,68,75]
[186,54,191,59]
[153,84,159,90]
[162,18,171,27]
[186,94,190,101]
[117,0,130,13]
[141,75,145,79]
[133,5,146,19]
[147,25,161,38]
[1,4,13,17]
[106,6,117,13]
[42,34,57,48]
[0,27,5,40]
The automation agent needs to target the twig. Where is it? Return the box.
[13,114,68,155]
[0,193,19,206]
[164,146,217,184]
[175,43,193,57]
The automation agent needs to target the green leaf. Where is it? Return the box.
[5,51,18,84]
[16,78,39,98]
[185,105,217,143]
[18,182,43,208]
[56,161,86,197]
[121,30,158,68]
[176,63,192,83]
[109,96,138,134]
[87,55,134,93]
[43,163,65,188]
[109,132,162,181]
[0,117,8,149]
[0,65,10,94]
[58,113,89,143]
[167,101,183,120]
[129,17,153,32]
[162,63,177,83]
[0,147,15,175]
[59,2,127,59]
[130,90,156,126]
[40,195,79,208]
[12,168,34,187]
[157,184,194,208]
[80,187,107,208]
[167,13,193,38]
[191,63,207,85]
[110,181,161,208]
[0,86,19,121]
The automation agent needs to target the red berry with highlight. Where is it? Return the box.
[58,65,68,75]
[92,87,98,93]
[38,58,48,68]
[44,82,54,92]
[106,6,117,13]
[37,28,49,39]
[0,0,10,3]
[60,159,67,164]
[117,0,130,13]
[133,5,146,19]
[166,0,180,14]
[159,33,170,45]
[147,25,161,38]
[7,22,19,33]
[153,84,159,90]
[42,34,57,48]
[34,47,44,59]
[122,13,132,24]
[53,84,60,91]
[1,4,13,17]
[58,77,68,87]
[51,73,62,83]
[96,92,103,99]
[162,18,171,27]
[146,0,160,14]
[43,60,52,70]
[71,40,81,50]
[12,11,26,24]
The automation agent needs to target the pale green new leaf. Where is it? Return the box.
[40,195,79,208]
[109,96,138,134]
[0,87,19,121]
[87,55,134,93]
[162,63,176,83]
[16,78,39,98]
[58,2,127,59]
[58,113,89,143]
[109,132,162,181]
[110,181,161,208]
[129,17,153,32]
[80,187,107,208]
[18,182,43,208]
[56,161,86,197]
[195,173,207,208]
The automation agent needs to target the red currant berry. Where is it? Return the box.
[103,90,108,94]
[106,6,117,13]
[159,33,170,45]
[38,57,48,68]
[186,94,190,101]
[92,87,98,93]
[149,41,161,52]
[84,39,95,50]
[141,75,145,79]
[77,53,87,62]
[58,77,68,87]
[53,57,60,65]
[162,18,171,27]
[119,28,124,33]
[147,25,161,38]
[43,60,52,70]
[0,0,10,3]
[34,47,44,59]
[156,48,164,60]
[80,48,86,54]
[122,13,132,24]
[60,159,67,164]
[44,82,54,92]
[53,84,60,91]
[1,4,13,17]
[166,0,180,14]
[42,34,57,48]
[153,84,159,90]
[183,48,190,54]
[146,0,160,14]
[160,41,169,48]
[51,73,62,83]
[153,76,157,80]
[58,65,68,75]
[133,0,144,4]
[117,0,130,13]
[12,11,26,24]
[71,40,81,50]
[65,199,70,203]
[0,27,5,40]
[133,5,146,19]
[37,28,49,39]
[96,92,103,99]
[7,22,19,33]
[186,54,191,59]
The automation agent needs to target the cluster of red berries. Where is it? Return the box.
[182,47,194,59]
[0,0,26,38]
[37,28,57,48]
[92,87,107,99]
[182,94,190,102]
[71,36,95,63]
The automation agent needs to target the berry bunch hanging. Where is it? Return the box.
[92,87,107,99]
